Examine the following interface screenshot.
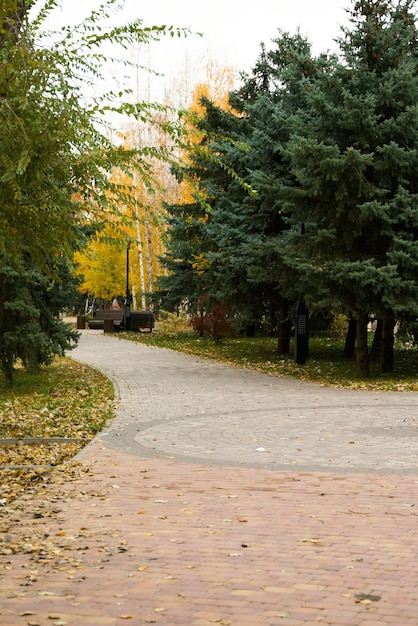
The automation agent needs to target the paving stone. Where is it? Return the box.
[1,331,418,625]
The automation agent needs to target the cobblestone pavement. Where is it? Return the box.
[1,331,418,626]
[75,332,418,475]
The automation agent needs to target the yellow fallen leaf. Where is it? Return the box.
[137,566,147,571]
[119,615,132,619]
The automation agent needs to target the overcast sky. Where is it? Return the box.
[37,0,350,103]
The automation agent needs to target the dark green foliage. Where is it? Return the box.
[0,257,79,384]
[158,0,418,376]
[157,33,320,345]
[279,0,418,374]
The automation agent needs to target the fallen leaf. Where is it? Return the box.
[355,593,381,603]
[38,591,57,596]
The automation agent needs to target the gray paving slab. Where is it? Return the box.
[71,330,418,474]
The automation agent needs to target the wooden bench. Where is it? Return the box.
[87,309,154,332]
[87,310,124,331]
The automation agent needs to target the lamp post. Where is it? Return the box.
[124,243,131,330]
[294,223,309,364]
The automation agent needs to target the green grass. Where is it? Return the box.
[118,329,418,391]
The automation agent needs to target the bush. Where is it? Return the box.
[156,311,190,337]
[191,303,235,344]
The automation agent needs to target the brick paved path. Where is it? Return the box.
[1,331,418,626]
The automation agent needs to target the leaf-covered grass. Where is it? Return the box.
[0,358,114,503]
[119,329,418,392]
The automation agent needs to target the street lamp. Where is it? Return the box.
[124,243,131,330]
[294,223,309,364]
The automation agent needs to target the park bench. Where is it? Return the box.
[87,309,124,331]
[87,309,154,332]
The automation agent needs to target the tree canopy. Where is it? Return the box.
[0,0,187,381]
[157,0,418,376]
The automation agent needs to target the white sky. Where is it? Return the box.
[36,0,350,104]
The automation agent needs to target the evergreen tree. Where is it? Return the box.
[158,35,318,348]
[0,255,79,383]
[278,0,418,375]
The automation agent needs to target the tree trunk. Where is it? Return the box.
[277,297,291,354]
[356,312,370,377]
[370,318,383,361]
[343,315,357,357]
[381,314,396,373]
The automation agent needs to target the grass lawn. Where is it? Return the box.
[118,328,418,392]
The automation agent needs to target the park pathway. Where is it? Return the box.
[1,330,418,626]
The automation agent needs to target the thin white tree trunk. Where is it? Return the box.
[131,282,137,311]
[134,187,147,310]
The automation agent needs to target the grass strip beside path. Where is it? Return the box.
[118,330,418,392]
[0,358,114,504]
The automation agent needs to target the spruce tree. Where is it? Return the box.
[281,0,418,375]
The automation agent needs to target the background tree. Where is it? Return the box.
[157,34,320,350]
[158,0,418,378]
[278,0,418,375]
[73,224,127,305]
[0,0,187,381]
[156,69,242,316]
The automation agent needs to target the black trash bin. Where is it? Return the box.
[76,315,86,330]
[103,319,114,333]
